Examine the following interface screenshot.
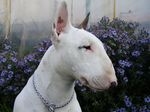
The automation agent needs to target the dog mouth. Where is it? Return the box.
[79,82,106,92]
[79,77,106,92]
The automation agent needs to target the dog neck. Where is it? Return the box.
[34,46,75,106]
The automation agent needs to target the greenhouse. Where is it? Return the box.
[0,0,150,112]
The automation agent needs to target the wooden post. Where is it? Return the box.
[113,0,116,18]
[4,0,11,39]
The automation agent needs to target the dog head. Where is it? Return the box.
[51,1,117,91]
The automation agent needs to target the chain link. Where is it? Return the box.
[32,75,74,112]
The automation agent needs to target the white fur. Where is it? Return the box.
[13,1,117,112]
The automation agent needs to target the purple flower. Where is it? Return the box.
[102,33,108,38]
[100,16,110,24]
[108,28,118,37]
[12,51,17,56]
[132,51,141,57]
[2,58,7,62]
[111,30,117,36]
[24,68,32,74]
[0,56,7,63]
[122,32,128,38]
[139,105,150,112]
[123,77,128,83]
[144,96,150,103]
[118,60,132,68]
[4,44,11,50]
[0,56,3,63]
[24,54,35,62]
[1,70,7,77]
[104,44,112,51]
[7,64,12,69]
[38,47,46,52]
[124,95,132,107]
[17,60,26,67]
[131,106,137,112]
[0,78,5,86]
[8,71,14,79]
[116,68,125,76]
[11,57,17,63]
[139,38,150,44]
[114,107,126,112]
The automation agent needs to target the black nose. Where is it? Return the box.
[110,81,117,89]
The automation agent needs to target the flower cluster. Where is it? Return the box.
[114,107,126,112]
[144,96,150,103]
[124,95,132,107]
[0,40,21,95]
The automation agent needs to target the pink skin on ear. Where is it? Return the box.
[56,2,68,35]
[56,16,65,35]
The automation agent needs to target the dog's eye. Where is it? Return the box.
[78,45,91,50]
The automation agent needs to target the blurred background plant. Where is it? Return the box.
[0,17,150,112]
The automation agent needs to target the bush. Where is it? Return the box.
[0,38,51,111]
[0,17,150,112]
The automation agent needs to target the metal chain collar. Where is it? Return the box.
[32,75,74,112]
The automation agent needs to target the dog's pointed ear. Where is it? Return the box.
[51,1,70,47]
[78,12,90,29]
[55,1,70,35]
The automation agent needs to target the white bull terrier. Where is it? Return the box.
[13,1,117,112]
